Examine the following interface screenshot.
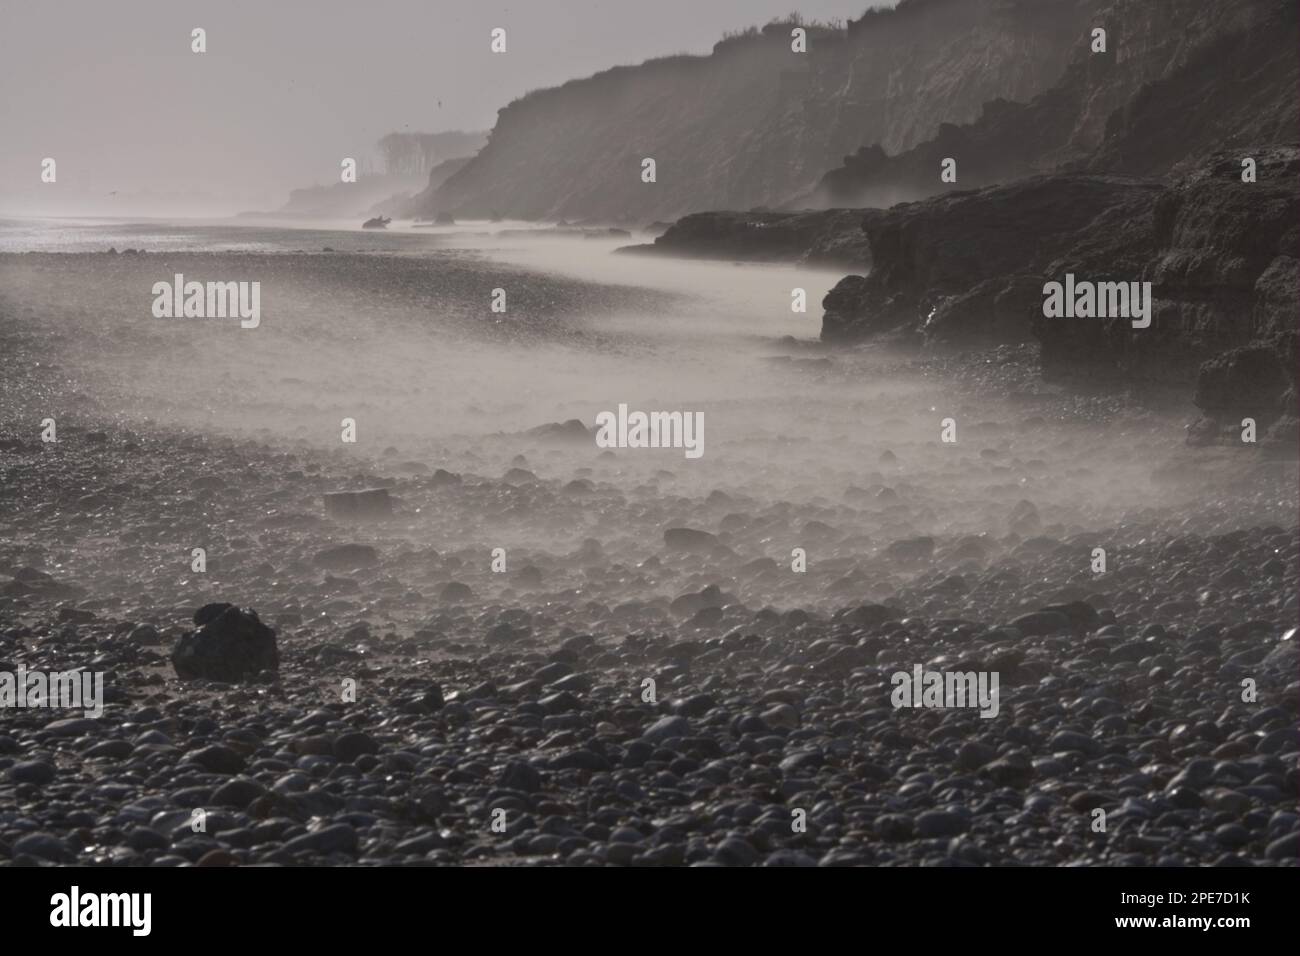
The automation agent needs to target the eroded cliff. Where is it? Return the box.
[421,0,1101,222]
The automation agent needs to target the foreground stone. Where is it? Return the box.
[171,606,279,682]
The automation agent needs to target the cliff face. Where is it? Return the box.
[274,173,427,219]
[813,0,1299,207]
[388,157,472,217]
[261,131,485,220]
[376,131,488,176]
[422,0,1101,223]
[1089,0,1299,177]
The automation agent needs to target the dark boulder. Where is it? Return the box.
[194,602,235,626]
[171,606,279,682]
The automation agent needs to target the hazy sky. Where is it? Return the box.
[0,0,887,215]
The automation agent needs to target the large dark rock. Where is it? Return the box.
[171,606,279,682]
[194,602,235,626]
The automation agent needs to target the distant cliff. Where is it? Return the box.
[249,131,485,220]
[420,0,1102,223]
[267,173,422,219]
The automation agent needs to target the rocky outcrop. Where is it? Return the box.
[821,175,1161,344]
[616,210,871,269]
[1033,148,1300,389]
[820,146,1300,437]
[420,0,1102,222]
[812,0,1299,207]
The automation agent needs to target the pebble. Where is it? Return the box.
[642,716,691,743]
[0,366,1293,869]
[13,832,72,862]
[186,745,246,775]
[333,732,380,763]
[916,810,969,838]
[9,760,56,785]
[284,824,359,856]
